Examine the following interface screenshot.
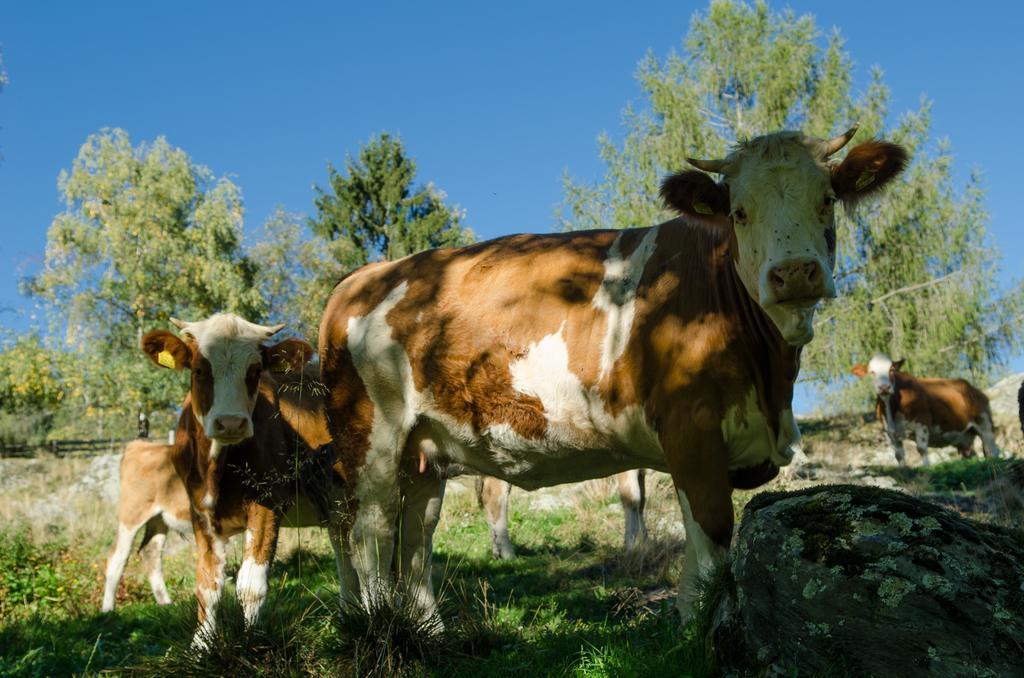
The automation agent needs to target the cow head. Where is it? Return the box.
[142,313,313,449]
[661,125,907,345]
[851,354,905,399]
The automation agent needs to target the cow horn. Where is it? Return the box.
[688,157,728,174]
[823,123,860,157]
[169,317,189,331]
[238,317,286,339]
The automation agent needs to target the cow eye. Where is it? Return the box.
[732,207,748,223]
[824,194,837,208]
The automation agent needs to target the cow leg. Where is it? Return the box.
[397,461,446,618]
[913,424,931,467]
[478,476,516,560]
[328,520,361,603]
[191,518,227,650]
[617,469,647,551]
[139,517,172,605]
[886,426,907,466]
[350,448,404,606]
[102,520,144,612]
[977,412,1002,459]
[662,425,732,624]
[237,504,279,628]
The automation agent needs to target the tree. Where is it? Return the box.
[560,0,1023,408]
[251,208,361,344]
[310,133,474,266]
[25,129,266,432]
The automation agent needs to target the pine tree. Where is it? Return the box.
[310,133,474,266]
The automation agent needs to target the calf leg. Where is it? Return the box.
[102,521,144,612]
[478,476,515,560]
[397,460,446,618]
[617,469,647,551]
[237,504,279,628]
[191,518,228,650]
[139,518,171,605]
[977,412,1002,459]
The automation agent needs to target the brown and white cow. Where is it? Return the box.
[318,126,907,620]
[102,440,192,612]
[476,470,647,560]
[851,354,1001,465]
[141,314,339,647]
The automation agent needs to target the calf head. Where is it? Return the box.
[661,125,907,346]
[142,313,313,449]
[851,354,906,399]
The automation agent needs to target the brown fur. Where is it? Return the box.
[167,364,339,633]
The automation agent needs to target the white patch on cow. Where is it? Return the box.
[191,533,227,650]
[676,490,726,623]
[201,492,215,510]
[236,558,269,627]
[208,439,223,462]
[160,508,192,534]
[720,388,799,470]
[593,227,659,380]
[477,325,665,487]
[345,281,419,598]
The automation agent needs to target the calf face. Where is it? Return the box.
[662,126,907,346]
[142,313,312,447]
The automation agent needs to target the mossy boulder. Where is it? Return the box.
[711,484,1024,677]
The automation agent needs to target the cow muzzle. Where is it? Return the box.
[210,415,252,444]
[764,257,835,305]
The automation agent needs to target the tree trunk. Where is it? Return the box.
[710,485,1024,677]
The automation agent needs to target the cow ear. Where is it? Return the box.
[891,358,906,372]
[832,140,908,205]
[142,330,191,370]
[660,171,730,221]
[850,363,868,378]
[262,338,314,373]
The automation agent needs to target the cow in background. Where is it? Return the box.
[851,354,1001,465]
[141,314,338,648]
[319,125,907,621]
[476,470,647,560]
[102,440,191,612]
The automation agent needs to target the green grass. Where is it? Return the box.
[0,482,710,677]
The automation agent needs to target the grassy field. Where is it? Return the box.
[1,416,1021,676]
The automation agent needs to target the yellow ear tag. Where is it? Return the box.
[692,200,713,215]
[855,171,876,191]
[157,350,176,369]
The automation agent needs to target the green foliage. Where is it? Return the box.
[560,0,1023,409]
[0,334,65,413]
[23,129,266,421]
[250,208,361,345]
[311,132,474,266]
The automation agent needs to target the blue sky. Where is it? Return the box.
[1,1,1022,393]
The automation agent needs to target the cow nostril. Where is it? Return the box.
[770,269,786,290]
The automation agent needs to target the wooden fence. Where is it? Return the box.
[0,437,138,459]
